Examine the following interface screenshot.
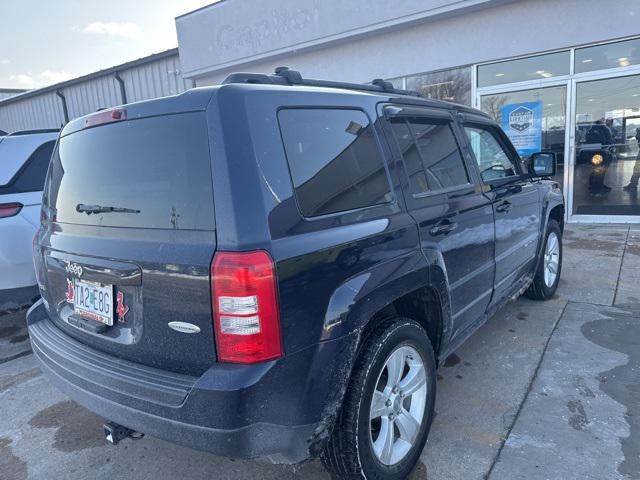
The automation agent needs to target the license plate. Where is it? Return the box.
[74,280,114,326]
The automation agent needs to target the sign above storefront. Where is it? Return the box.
[175,0,512,79]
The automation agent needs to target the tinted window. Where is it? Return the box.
[46,113,214,230]
[391,118,469,193]
[10,141,55,192]
[464,126,518,182]
[390,121,429,194]
[278,109,391,217]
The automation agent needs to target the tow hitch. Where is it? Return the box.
[103,421,144,445]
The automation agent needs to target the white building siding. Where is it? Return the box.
[0,91,65,131]
[64,75,122,119]
[0,50,189,133]
[184,0,640,86]
[121,54,192,103]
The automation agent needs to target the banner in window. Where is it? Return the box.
[500,101,542,157]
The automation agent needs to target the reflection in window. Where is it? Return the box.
[480,86,567,188]
[391,121,429,194]
[477,51,570,87]
[575,37,640,73]
[391,119,469,193]
[278,109,392,217]
[406,67,472,105]
[573,74,640,215]
[465,126,518,181]
[49,113,215,230]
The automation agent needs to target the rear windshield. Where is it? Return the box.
[45,112,214,230]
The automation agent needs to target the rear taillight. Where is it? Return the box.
[0,202,22,218]
[211,250,283,364]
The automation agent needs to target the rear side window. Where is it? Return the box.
[278,108,392,217]
[391,118,469,194]
[10,141,55,193]
[46,112,214,230]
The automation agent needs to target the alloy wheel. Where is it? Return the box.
[369,345,427,466]
[543,231,560,288]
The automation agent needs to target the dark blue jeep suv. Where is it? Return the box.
[28,69,564,479]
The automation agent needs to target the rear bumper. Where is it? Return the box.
[27,300,356,463]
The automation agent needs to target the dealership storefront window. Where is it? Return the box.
[406,66,472,105]
[387,66,472,106]
[385,36,640,222]
[475,37,640,222]
[477,51,570,87]
[480,86,567,188]
[572,74,640,215]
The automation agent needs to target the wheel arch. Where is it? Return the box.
[309,252,450,452]
[362,285,444,362]
[320,251,450,363]
[549,203,565,233]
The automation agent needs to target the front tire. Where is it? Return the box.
[321,318,436,480]
[525,219,562,300]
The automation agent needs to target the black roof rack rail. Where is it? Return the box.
[222,67,422,98]
[8,128,60,136]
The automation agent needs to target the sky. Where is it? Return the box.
[0,0,216,90]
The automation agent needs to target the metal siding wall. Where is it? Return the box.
[122,55,191,102]
[64,75,121,119]
[0,53,189,132]
[0,91,65,132]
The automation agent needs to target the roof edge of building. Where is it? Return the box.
[0,48,179,107]
[0,88,27,93]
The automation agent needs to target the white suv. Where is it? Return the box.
[0,130,58,309]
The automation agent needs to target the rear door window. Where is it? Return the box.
[278,108,392,217]
[46,112,214,230]
[390,117,469,194]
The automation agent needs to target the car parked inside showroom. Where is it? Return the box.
[28,69,564,480]
[0,129,58,309]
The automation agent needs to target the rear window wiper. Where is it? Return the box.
[76,203,140,215]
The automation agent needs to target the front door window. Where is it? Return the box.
[464,126,519,182]
[480,86,567,188]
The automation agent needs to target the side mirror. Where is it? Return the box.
[529,152,556,177]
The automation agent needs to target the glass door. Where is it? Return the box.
[571,73,640,217]
[480,85,568,188]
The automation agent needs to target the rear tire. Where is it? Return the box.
[321,318,436,480]
[525,219,562,300]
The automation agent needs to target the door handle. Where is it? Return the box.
[429,219,458,236]
[495,200,512,213]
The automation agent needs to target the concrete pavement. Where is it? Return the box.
[489,225,640,480]
[0,224,638,479]
[0,307,31,365]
